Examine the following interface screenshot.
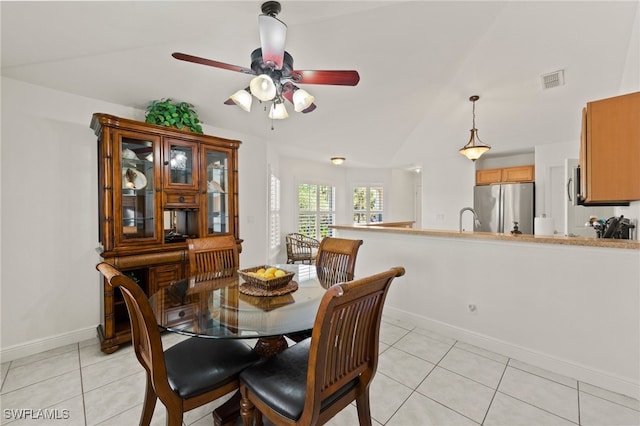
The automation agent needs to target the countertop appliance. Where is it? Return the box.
[588,215,635,239]
[474,182,535,234]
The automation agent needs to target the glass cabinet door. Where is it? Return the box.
[116,132,160,244]
[164,139,199,190]
[203,148,231,235]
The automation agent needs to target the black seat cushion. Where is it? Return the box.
[165,337,260,399]
[240,338,358,421]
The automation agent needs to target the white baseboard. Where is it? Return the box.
[1,326,98,362]
[384,306,640,400]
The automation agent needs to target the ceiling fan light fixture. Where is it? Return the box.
[331,157,345,165]
[269,102,289,119]
[229,89,253,112]
[459,95,491,161]
[250,74,276,101]
[293,88,315,112]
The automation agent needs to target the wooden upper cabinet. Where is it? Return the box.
[92,113,242,254]
[476,165,535,185]
[579,91,640,203]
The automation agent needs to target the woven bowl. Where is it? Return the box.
[237,265,295,290]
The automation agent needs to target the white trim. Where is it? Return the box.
[1,326,97,362]
[383,306,640,399]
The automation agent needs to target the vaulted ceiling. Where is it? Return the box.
[2,1,638,168]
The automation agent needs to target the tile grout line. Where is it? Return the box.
[78,343,88,426]
[0,360,12,394]
[577,381,581,426]
[480,357,509,425]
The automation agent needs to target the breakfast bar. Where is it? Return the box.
[332,224,640,399]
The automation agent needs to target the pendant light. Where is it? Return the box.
[459,95,491,161]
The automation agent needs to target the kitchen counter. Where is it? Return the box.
[331,225,640,250]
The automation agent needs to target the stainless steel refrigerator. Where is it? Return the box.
[473,183,535,234]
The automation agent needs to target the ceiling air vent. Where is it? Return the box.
[541,70,565,89]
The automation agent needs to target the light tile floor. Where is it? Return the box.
[1,317,639,426]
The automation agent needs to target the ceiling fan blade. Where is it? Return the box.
[301,103,317,113]
[172,52,255,75]
[259,14,287,70]
[289,70,360,86]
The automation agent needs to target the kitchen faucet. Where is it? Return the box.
[459,207,481,232]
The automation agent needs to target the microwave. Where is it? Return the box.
[571,166,629,207]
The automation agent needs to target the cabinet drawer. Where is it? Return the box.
[164,192,199,208]
[148,263,183,294]
[163,304,195,327]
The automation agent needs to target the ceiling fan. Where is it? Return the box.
[172,1,360,122]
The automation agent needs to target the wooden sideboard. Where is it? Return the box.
[92,113,241,353]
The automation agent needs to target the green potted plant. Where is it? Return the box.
[145,98,203,134]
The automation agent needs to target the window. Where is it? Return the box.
[353,186,384,224]
[269,171,281,249]
[297,183,335,239]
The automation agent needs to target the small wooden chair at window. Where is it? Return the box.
[187,235,239,275]
[239,266,406,426]
[285,233,320,265]
[287,237,363,342]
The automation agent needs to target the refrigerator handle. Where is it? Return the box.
[567,177,573,202]
[498,187,504,233]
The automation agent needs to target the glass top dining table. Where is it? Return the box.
[149,264,328,356]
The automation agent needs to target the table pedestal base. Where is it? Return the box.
[213,336,288,426]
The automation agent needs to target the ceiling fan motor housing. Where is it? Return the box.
[250,48,299,84]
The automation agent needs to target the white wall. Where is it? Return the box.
[421,154,476,231]
[0,77,267,359]
[337,227,640,398]
[276,156,347,263]
[272,159,418,263]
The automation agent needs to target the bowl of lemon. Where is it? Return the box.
[237,265,295,291]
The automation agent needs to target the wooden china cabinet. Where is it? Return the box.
[91,113,241,353]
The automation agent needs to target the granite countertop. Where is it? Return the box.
[331,225,640,250]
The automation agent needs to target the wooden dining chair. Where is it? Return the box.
[238,266,406,426]
[187,235,239,275]
[286,237,364,343]
[96,262,260,426]
[314,237,363,286]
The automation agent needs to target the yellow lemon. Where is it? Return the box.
[274,270,286,278]
[256,268,266,275]
[263,273,275,280]
[265,267,277,275]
